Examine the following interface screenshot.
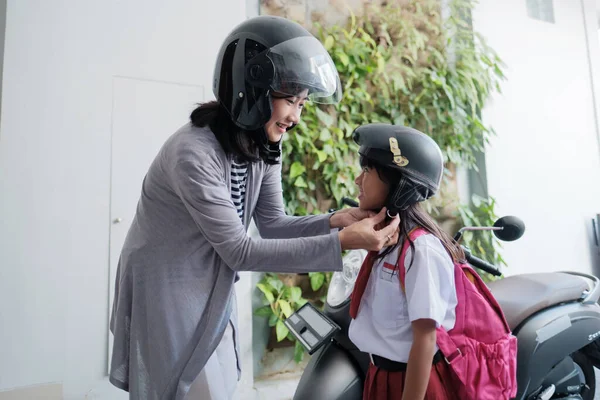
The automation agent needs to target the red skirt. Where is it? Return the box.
[363,360,460,400]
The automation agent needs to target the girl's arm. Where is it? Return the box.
[402,318,437,400]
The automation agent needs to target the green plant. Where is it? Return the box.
[308,271,332,303]
[254,273,309,362]
[254,271,333,362]
[282,0,505,219]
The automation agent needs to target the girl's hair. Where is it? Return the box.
[360,156,465,268]
[190,100,262,163]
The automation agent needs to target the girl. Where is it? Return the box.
[348,123,463,400]
[108,16,400,400]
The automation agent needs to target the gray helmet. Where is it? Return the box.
[213,16,342,131]
[353,123,444,214]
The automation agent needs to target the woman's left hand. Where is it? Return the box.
[329,207,375,229]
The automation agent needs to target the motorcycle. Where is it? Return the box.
[285,199,600,400]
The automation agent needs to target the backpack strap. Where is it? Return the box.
[397,227,429,292]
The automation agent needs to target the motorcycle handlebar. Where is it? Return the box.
[328,198,359,214]
[462,246,502,277]
[342,197,359,208]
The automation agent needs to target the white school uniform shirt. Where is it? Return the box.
[348,233,458,363]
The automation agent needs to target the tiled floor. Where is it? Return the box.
[253,375,301,400]
[242,346,307,400]
[233,374,300,400]
[252,359,304,398]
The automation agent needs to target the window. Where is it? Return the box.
[526,0,555,23]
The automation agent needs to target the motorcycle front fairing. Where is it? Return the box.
[293,340,364,400]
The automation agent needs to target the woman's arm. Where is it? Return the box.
[169,150,397,272]
[402,319,437,400]
[253,163,387,238]
[169,151,341,272]
[253,163,333,239]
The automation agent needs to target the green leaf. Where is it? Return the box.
[316,150,327,163]
[289,286,302,303]
[268,276,284,293]
[324,35,334,51]
[254,306,273,317]
[338,52,350,66]
[290,162,306,179]
[294,176,308,188]
[268,313,278,327]
[276,320,289,342]
[257,283,275,303]
[296,297,308,307]
[309,272,326,291]
[278,299,293,318]
[319,128,332,142]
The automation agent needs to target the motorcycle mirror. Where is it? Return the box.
[493,216,525,242]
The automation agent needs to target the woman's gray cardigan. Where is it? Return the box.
[109,123,343,399]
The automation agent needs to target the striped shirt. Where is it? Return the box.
[231,159,248,220]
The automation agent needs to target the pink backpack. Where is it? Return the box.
[398,228,518,400]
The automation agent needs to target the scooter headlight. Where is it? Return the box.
[326,249,368,307]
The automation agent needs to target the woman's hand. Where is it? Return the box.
[329,207,375,229]
[338,207,400,251]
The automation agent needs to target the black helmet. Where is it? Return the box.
[213,16,342,131]
[353,123,444,215]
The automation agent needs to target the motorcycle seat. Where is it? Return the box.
[487,272,591,331]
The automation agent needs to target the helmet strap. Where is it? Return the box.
[386,179,425,215]
[251,127,281,164]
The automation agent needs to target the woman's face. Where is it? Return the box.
[355,164,390,211]
[264,90,309,143]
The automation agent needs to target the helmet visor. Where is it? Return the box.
[266,36,342,104]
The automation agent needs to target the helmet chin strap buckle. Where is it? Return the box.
[386,208,398,219]
[263,137,281,164]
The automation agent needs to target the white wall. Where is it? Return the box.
[473,0,600,275]
[0,1,249,399]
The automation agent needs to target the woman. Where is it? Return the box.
[109,16,400,400]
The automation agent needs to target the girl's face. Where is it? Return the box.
[264,90,309,143]
[355,164,390,211]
